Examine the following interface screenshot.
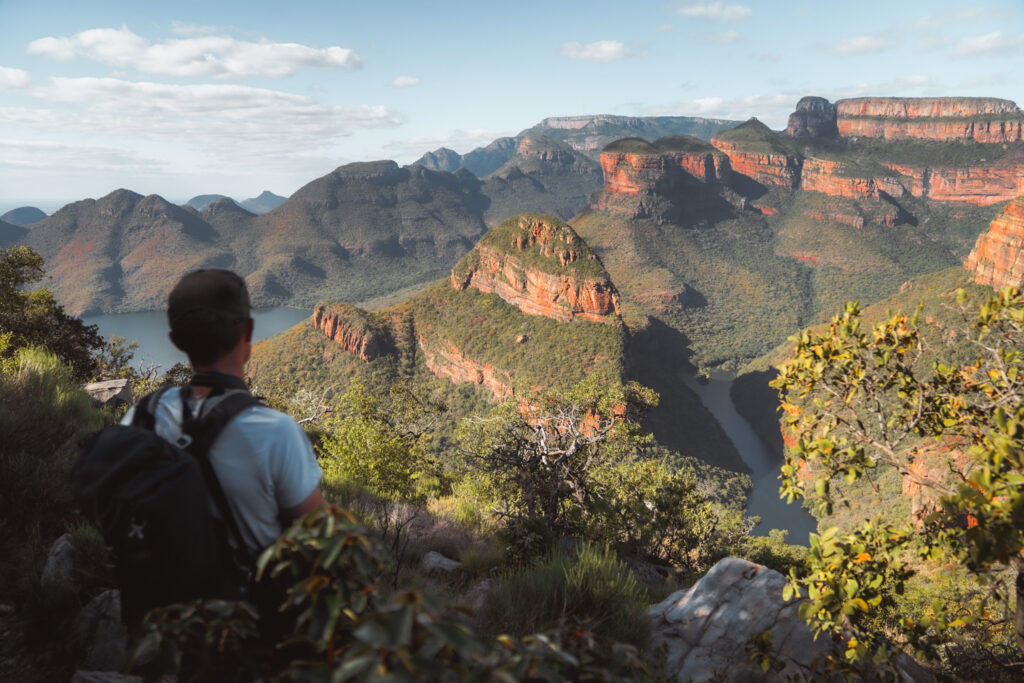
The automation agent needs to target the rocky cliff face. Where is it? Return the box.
[965,198,1024,288]
[416,333,513,400]
[599,137,730,195]
[883,161,1024,206]
[835,97,1024,143]
[799,157,906,200]
[786,96,838,138]
[711,142,801,188]
[710,120,802,189]
[451,214,620,323]
[312,303,391,361]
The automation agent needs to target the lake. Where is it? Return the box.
[82,307,311,372]
[682,371,818,544]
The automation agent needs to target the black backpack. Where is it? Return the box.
[72,377,260,626]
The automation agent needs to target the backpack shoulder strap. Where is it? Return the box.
[182,391,262,561]
[129,385,176,431]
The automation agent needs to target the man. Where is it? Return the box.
[122,268,324,559]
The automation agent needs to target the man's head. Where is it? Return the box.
[167,269,253,366]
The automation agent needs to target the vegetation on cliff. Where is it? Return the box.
[772,286,1024,677]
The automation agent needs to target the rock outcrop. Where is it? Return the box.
[649,557,825,681]
[451,214,620,323]
[786,96,838,138]
[649,557,932,682]
[965,198,1024,288]
[882,161,1024,206]
[600,136,731,195]
[835,97,1024,143]
[711,120,802,189]
[313,303,391,361]
[417,333,513,400]
[799,157,905,200]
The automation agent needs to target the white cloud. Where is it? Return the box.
[655,23,675,32]
[0,66,30,89]
[26,25,363,78]
[560,40,632,63]
[708,30,740,43]
[678,2,751,22]
[0,138,163,173]
[950,31,1024,56]
[913,8,993,30]
[391,75,420,88]
[4,76,398,159]
[832,35,892,55]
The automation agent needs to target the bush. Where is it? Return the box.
[482,543,650,646]
[132,507,656,681]
[0,348,105,605]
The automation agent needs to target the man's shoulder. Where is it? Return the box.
[228,400,306,441]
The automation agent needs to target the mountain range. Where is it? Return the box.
[183,190,288,214]
[5,97,1024,475]
[0,206,47,226]
[413,114,741,175]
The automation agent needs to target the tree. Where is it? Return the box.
[459,378,659,538]
[0,246,103,379]
[772,287,1024,668]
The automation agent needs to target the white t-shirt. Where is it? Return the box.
[121,388,322,555]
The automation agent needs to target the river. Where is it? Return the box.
[682,371,818,544]
[82,307,311,372]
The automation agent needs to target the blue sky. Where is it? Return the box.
[1,0,1022,210]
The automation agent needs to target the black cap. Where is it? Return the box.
[167,269,251,330]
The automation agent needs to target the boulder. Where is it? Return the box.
[648,557,932,682]
[73,590,128,672]
[420,551,462,576]
[83,379,132,407]
[40,533,76,598]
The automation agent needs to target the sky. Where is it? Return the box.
[0,0,1022,211]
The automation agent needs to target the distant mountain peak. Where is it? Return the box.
[0,206,47,226]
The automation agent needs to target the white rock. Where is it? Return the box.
[73,590,127,672]
[83,379,132,407]
[40,533,76,598]
[648,557,933,682]
[420,550,462,576]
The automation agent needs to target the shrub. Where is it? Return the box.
[131,507,656,681]
[0,348,104,605]
[482,543,650,646]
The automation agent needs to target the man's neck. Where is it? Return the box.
[190,359,246,397]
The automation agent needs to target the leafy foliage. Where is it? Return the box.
[0,246,103,379]
[135,506,656,681]
[458,379,658,537]
[773,287,1024,669]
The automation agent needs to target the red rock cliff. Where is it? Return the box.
[799,157,906,200]
[313,303,389,361]
[451,215,620,323]
[416,332,513,400]
[835,97,1024,143]
[709,139,801,188]
[965,198,1024,288]
[600,144,729,194]
[882,162,1024,206]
